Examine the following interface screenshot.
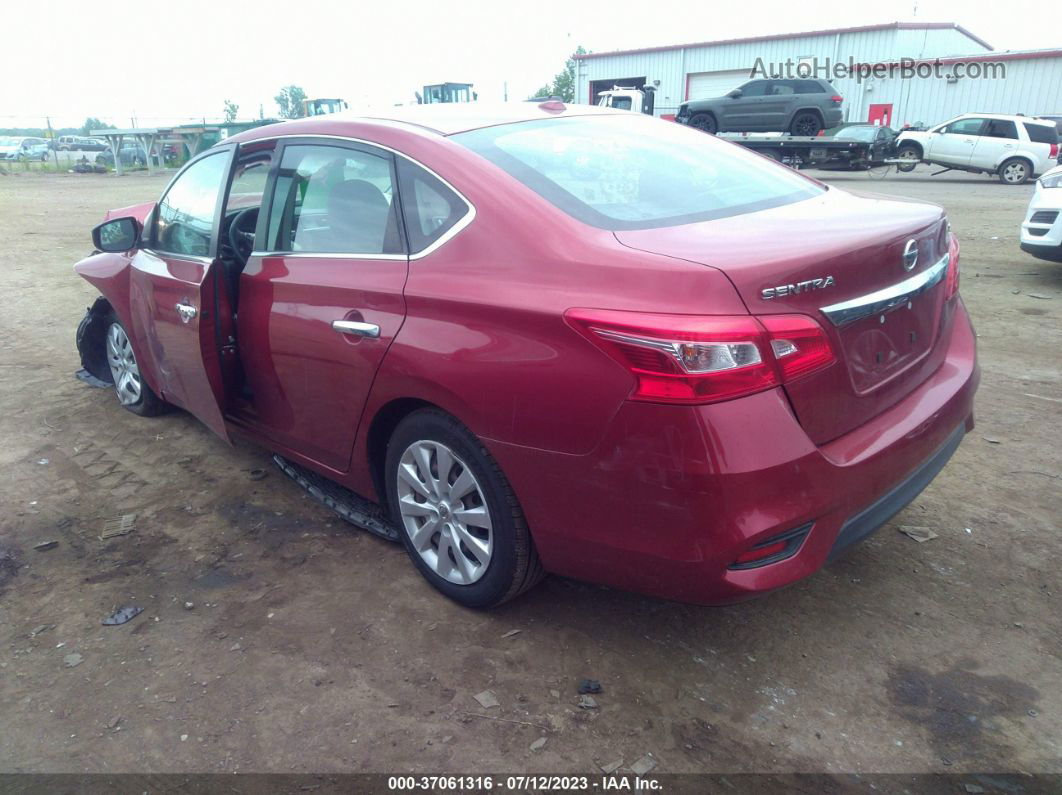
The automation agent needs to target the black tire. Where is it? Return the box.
[896,144,921,173]
[689,113,717,134]
[789,111,823,136]
[998,157,1032,185]
[101,312,169,416]
[385,409,544,608]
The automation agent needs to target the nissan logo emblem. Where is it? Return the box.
[902,240,919,271]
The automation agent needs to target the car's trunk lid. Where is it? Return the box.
[616,187,951,444]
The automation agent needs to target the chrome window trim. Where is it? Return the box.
[250,251,408,261]
[819,253,950,327]
[243,133,476,261]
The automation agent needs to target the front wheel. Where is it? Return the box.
[896,145,921,173]
[385,409,543,608]
[998,157,1032,185]
[103,315,168,416]
[689,113,717,134]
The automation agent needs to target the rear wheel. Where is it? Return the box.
[790,111,823,136]
[689,113,717,134]
[385,409,543,608]
[998,157,1032,185]
[896,144,921,173]
[103,315,168,416]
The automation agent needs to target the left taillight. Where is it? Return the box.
[564,309,836,405]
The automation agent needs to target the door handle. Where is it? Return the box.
[332,319,380,338]
[175,302,197,324]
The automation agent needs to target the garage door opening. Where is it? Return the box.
[686,70,750,101]
[590,77,646,106]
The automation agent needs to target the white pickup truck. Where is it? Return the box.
[894,113,1059,185]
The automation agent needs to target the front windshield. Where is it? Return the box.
[454,114,824,230]
[834,127,878,142]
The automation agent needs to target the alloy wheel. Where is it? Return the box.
[106,322,142,406]
[395,440,493,585]
[792,114,820,136]
[1003,161,1028,184]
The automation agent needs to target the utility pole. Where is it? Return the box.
[47,116,59,169]
[503,81,508,102]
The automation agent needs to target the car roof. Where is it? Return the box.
[956,112,1055,125]
[232,101,623,141]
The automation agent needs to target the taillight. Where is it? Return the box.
[945,231,960,299]
[831,95,843,104]
[564,309,835,405]
[759,315,835,380]
[1050,143,1059,158]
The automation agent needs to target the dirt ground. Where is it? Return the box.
[0,165,1059,776]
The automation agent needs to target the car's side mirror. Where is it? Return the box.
[92,217,141,253]
[727,89,742,98]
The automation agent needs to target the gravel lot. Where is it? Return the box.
[0,165,1059,776]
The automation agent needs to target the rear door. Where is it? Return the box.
[925,117,984,165]
[234,138,412,471]
[760,80,797,131]
[970,118,1018,169]
[128,147,235,440]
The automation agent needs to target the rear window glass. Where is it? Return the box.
[396,159,469,253]
[1025,122,1059,145]
[453,115,824,231]
[984,119,1018,139]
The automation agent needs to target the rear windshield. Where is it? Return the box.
[834,126,878,142]
[453,115,824,230]
[1024,122,1059,145]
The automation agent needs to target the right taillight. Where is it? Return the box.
[565,308,835,405]
[945,230,960,299]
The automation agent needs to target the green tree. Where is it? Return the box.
[529,46,587,102]
[275,85,308,119]
[223,99,239,123]
[81,117,115,135]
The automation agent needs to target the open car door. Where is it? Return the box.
[127,147,235,441]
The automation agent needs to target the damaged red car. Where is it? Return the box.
[74,103,978,607]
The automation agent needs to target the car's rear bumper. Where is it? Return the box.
[487,297,978,604]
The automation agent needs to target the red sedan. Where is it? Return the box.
[74,102,978,607]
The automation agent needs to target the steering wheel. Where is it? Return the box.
[227,208,258,266]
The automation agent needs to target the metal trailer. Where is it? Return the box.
[716,132,897,170]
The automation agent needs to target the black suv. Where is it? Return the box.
[676,78,843,135]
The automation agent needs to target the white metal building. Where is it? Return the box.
[574,22,1062,128]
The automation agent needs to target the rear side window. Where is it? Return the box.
[984,119,1018,139]
[1024,122,1059,145]
[770,82,795,96]
[396,159,469,254]
[795,80,824,93]
[266,143,402,255]
[454,115,824,231]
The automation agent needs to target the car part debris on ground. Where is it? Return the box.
[100,513,135,540]
[102,606,143,626]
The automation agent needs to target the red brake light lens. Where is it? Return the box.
[945,231,960,299]
[759,315,836,380]
[565,309,835,405]
[1051,143,1059,158]
[831,95,844,103]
